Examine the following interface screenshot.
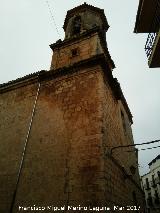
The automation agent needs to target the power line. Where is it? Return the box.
[140,145,160,151]
[110,139,160,155]
[45,0,61,38]
[127,144,160,152]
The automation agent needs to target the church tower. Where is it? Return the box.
[48,3,144,210]
[50,3,114,71]
[0,3,145,212]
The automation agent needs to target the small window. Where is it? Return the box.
[152,175,156,185]
[121,111,126,133]
[71,48,79,57]
[155,190,159,198]
[146,178,150,189]
[132,191,138,206]
[147,192,153,206]
[72,16,81,35]
[130,165,136,175]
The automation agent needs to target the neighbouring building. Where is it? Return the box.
[134,0,160,68]
[0,3,145,212]
[141,155,160,212]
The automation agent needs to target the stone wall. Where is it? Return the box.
[0,61,144,212]
[101,71,144,209]
[0,83,38,212]
[0,65,107,212]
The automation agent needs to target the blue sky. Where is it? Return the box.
[0,0,160,175]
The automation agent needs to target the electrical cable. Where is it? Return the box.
[10,76,41,213]
[126,145,160,152]
[110,139,160,155]
[140,145,160,151]
[45,0,61,38]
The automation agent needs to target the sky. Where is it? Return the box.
[0,0,160,175]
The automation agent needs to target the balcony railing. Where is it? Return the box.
[144,0,160,60]
[145,33,157,58]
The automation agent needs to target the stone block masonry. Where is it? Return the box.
[0,63,145,212]
[0,65,107,212]
[0,2,145,212]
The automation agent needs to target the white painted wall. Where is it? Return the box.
[141,157,160,212]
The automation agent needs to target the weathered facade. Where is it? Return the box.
[0,3,145,212]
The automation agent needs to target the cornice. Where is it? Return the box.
[50,27,101,50]
[0,71,45,93]
[50,27,115,70]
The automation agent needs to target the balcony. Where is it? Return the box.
[145,31,160,68]
[134,0,160,67]
[144,0,160,67]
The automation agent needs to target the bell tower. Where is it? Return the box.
[50,2,114,71]
[48,2,144,210]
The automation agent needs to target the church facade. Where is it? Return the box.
[0,3,145,212]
